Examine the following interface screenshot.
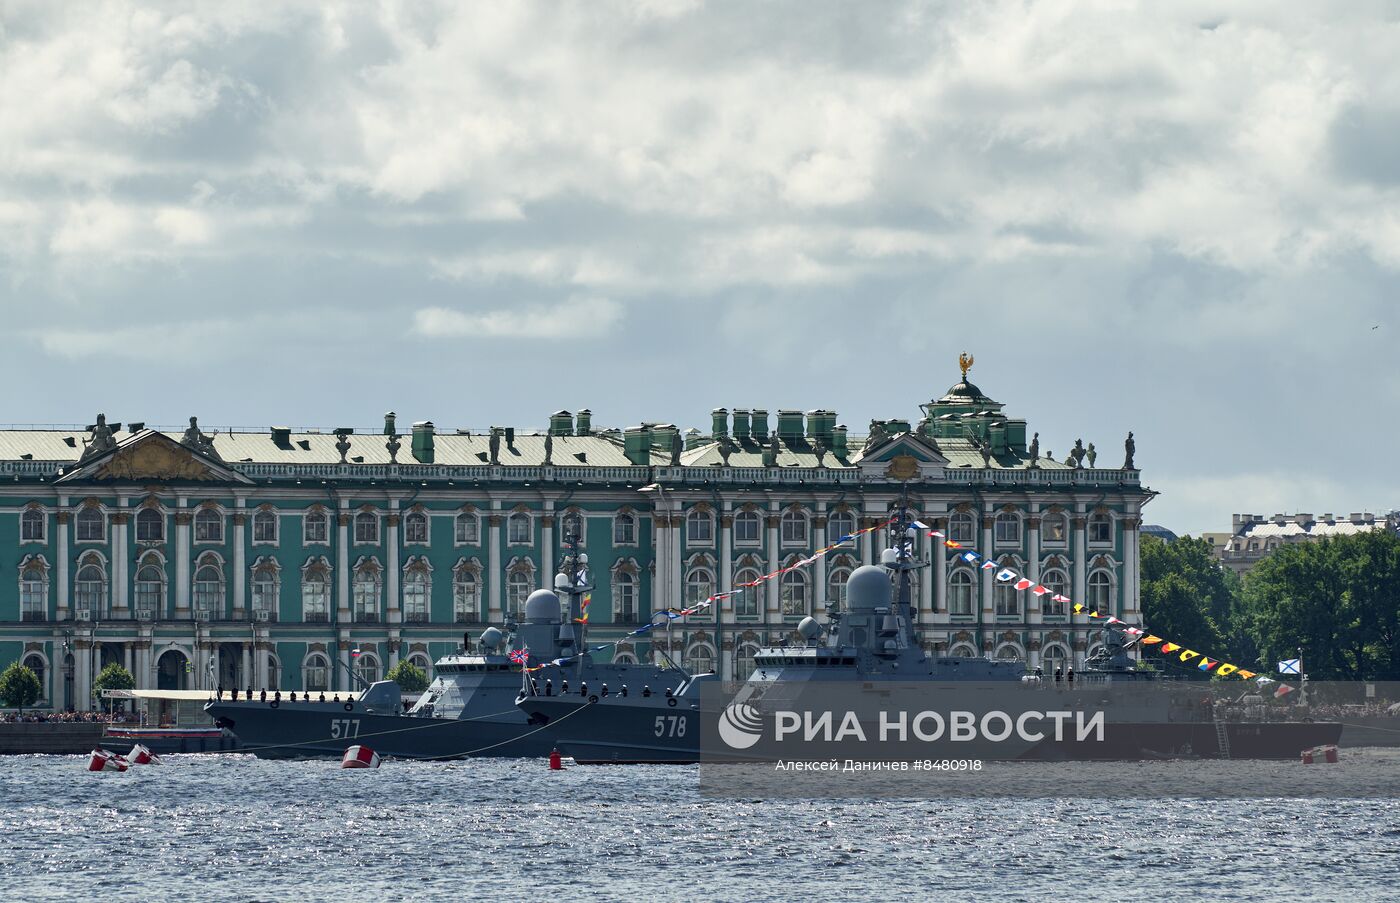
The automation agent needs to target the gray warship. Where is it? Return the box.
[519,505,1341,763]
[206,536,686,759]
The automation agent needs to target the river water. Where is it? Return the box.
[2,753,1397,901]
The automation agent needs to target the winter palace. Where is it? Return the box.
[0,362,1152,710]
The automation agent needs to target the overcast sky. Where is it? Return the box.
[2,1,1397,535]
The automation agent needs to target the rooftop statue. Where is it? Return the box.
[182,416,223,462]
[718,435,733,466]
[1123,431,1135,470]
[669,431,683,467]
[332,428,350,464]
[1071,438,1086,469]
[863,419,888,452]
[386,433,401,464]
[1028,432,1040,468]
[1086,442,1096,468]
[544,432,554,466]
[79,413,117,463]
[489,429,501,465]
[814,441,827,468]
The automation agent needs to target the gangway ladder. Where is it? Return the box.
[1213,717,1231,759]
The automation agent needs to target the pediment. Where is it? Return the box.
[854,432,949,481]
[56,430,252,485]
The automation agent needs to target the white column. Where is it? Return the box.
[765,508,780,619]
[336,507,351,622]
[174,503,191,616]
[488,509,503,622]
[73,639,91,710]
[338,636,352,693]
[123,644,133,673]
[720,505,734,625]
[814,509,828,610]
[917,511,933,619]
[541,500,555,586]
[859,509,874,566]
[1027,513,1043,627]
[1072,511,1088,667]
[241,643,252,689]
[933,516,948,625]
[49,642,62,704]
[1123,516,1140,620]
[56,503,70,620]
[386,505,401,624]
[388,631,401,670]
[111,508,129,614]
[232,507,247,619]
[980,510,994,620]
[671,513,683,611]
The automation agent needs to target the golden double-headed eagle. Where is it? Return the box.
[959,351,974,379]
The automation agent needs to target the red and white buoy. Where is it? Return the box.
[340,745,381,769]
[548,748,563,770]
[1301,744,1340,764]
[128,744,163,766]
[87,749,129,772]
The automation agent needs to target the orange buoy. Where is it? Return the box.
[548,748,563,770]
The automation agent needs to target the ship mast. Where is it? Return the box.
[883,480,927,648]
[555,526,594,683]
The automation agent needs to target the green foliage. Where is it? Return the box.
[386,659,429,694]
[0,661,42,711]
[1140,536,1244,663]
[1242,530,1400,680]
[91,662,135,699]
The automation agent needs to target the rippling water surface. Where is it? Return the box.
[3,754,1398,901]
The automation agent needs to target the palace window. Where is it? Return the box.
[780,569,808,617]
[1088,571,1113,612]
[508,513,531,545]
[688,645,714,675]
[136,508,164,543]
[686,510,714,545]
[733,567,760,617]
[134,555,164,616]
[948,512,976,544]
[74,553,106,616]
[20,560,47,621]
[21,508,45,543]
[828,511,856,544]
[404,511,429,544]
[453,568,480,623]
[251,562,279,620]
[22,654,45,698]
[507,570,532,616]
[303,509,329,545]
[354,652,380,686]
[735,644,758,681]
[994,581,1019,617]
[194,508,223,543]
[613,570,637,622]
[303,654,330,692]
[193,555,224,616]
[354,564,381,622]
[1089,514,1113,545]
[1041,514,1067,545]
[403,567,429,622]
[253,510,278,543]
[612,512,636,545]
[685,567,714,607]
[994,513,1020,545]
[76,506,105,542]
[455,513,480,545]
[354,512,379,545]
[948,569,974,616]
[734,510,760,544]
[302,563,330,622]
[827,566,852,611]
[1041,570,1068,616]
[1042,644,1068,675]
[781,510,808,545]
[561,512,584,542]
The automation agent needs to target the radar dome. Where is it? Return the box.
[880,548,899,565]
[797,617,821,639]
[524,589,562,623]
[479,627,504,650]
[845,565,892,611]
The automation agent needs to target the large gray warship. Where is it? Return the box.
[206,537,685,759]
[518,505,1341,763]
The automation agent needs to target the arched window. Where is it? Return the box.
[354,652,381,687]
[1089,514,1113,545]
[75,506,105,542]
[994,577,1019,616]
[1043,643,1069,675]
[994,512,1020,545]
[781,569,808,616]
[453,566,480,623]
[507,569,532,616]
[354,562,381,622]
[1041,513,1067,545]
[22,654,45,698]
[403,565,430,622]
[508,512,531,545]
[1088,571,1113,612]
[561,511,585,542]
[404,511,429,544]
[303,508,329,545]
[251,560,279,621]
[780,510,808,545]
[686,509,714,545]
[734,510,760,544]
[74,553,107,616]
[948,512,976,544]
[301,560,330,622]
[688,644,715,675]
[408,652,432,678]
[684,566,714,607]
[20,508,45,543]
[613,512,636,545]
[455,512,480,545]
[828,511,856,544]
[948,643,978,658]
[265,653,281,691]
[733,567,761,617]
[612,651,638,666]
[194,508,223,543]
[354,511,379,544]
[303,653,330,692]
[613,570,637,622]
[948,569,974,615]
[193,554,224,616]
[827,566,852,611]
[1040,569,1068,616]
[996,644,1023,662]
[136,508,164,542]
[20,559,47,621]
[253,509,278,543]
[734,644,758,681]
[134,555,165,617]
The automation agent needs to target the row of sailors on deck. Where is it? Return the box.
[214,686,355,704]
[528,678,672,699]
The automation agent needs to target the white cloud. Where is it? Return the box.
[411,296,623,339]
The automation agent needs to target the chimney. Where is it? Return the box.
[504,427,515,450]
[711,408,729,438]
[270,426,292,449]
[832,424,848,457]
[383,411,397,436]
[623,425,652,465]
[732,410,752,441]
[776,410,804,443]
[411,421,435,463]
[549,410,573,436]
[752,408,770,440]
[807,409,835,443]
[575,409,592,436]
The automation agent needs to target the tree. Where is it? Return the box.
[1139,536,1246,669]
[386,659,429,694]
[92,662,135,701]
[1242,531,1400,680]
[0,662,42,713]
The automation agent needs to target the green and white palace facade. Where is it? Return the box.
[0,368,1151,711]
